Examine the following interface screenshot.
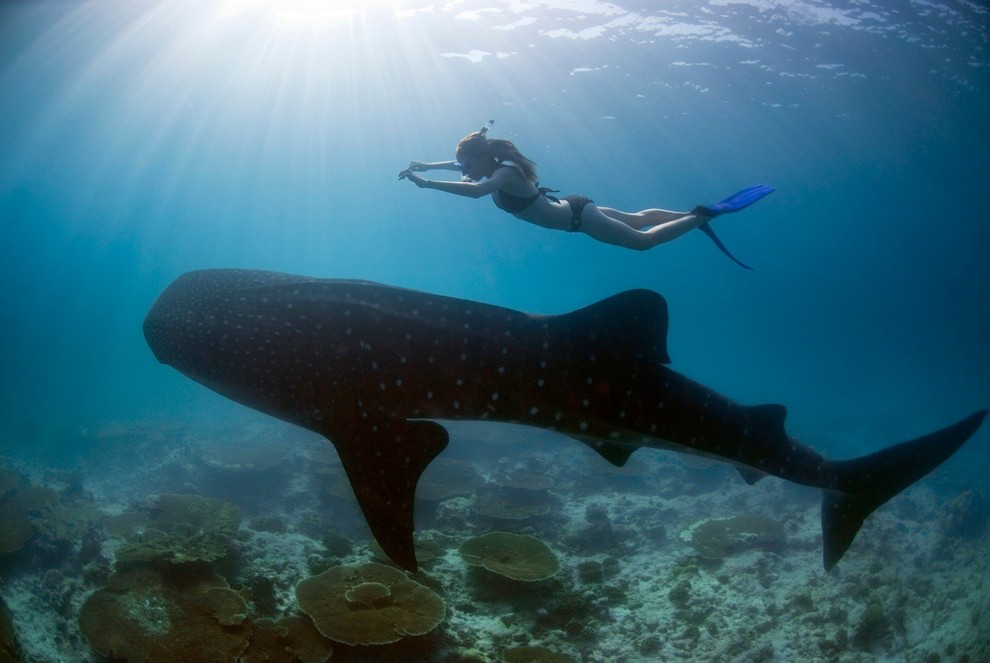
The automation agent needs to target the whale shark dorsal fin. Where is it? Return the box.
[735,466,767,485]
[573,436,640,467]
[324,419,449,572]
[549,289,671,365]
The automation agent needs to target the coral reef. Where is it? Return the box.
[0,595,21,662]
[0,485,58,554]
[942,490,989,540]
[417,458,485,501]
[680,514,786,560]
[368,537,444,568]
[238,615,333,663]
[0,468,19,497]
[458,532,560,582]
[295,562,446,646]
[503,645,576,662]
[1,419,986,662]
[113,493,241,565]
[473,485,551,523]
[78,566,249,662]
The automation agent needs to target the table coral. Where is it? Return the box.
[239,615,333,663]
[79,566,249,662]
[458,532,560,582]
[0,485,58,554]
[295,562,445,646]
[114,493,241,565]
[417,458,484,501]
[680,514,785,560]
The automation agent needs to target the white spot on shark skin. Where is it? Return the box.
[529,406,539,415]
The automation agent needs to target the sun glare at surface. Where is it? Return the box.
[217,0,407,27]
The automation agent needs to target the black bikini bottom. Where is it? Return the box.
[563,195,593,232]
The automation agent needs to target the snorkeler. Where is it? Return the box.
[399,120,773,267]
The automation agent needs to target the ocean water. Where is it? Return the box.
[1,1,988,661]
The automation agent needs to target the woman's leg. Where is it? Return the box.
[579,205,710,251]
[598,207,688,230]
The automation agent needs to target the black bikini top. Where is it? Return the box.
[491,162,558,215]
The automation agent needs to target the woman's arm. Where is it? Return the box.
[403,160,460,173]
[399,167,512,199]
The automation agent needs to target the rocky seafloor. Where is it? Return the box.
[0,416,987,662]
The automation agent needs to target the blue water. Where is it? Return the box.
[1,1,989,660]
[3,0,988,467]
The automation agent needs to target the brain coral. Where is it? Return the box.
[79,566,249,662]
[295,562,445,646]
[458,532,560,582]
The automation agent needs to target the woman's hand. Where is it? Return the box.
[398,169,430,187]
[399,161,429,179]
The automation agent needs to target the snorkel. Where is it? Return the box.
[455,119,495,181]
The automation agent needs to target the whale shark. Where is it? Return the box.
[143,269,986,572]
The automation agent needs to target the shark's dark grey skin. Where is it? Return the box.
[144,269,986,572]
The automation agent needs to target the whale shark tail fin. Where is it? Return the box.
[820,409,987,570]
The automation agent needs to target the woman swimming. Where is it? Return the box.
[399,120,773,266]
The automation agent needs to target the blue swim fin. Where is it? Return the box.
[692,184,775,218]
[691,184,775,269]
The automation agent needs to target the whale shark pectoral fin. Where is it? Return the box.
[324,419,450,573]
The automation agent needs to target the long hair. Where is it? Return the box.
[456,132,539,183]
